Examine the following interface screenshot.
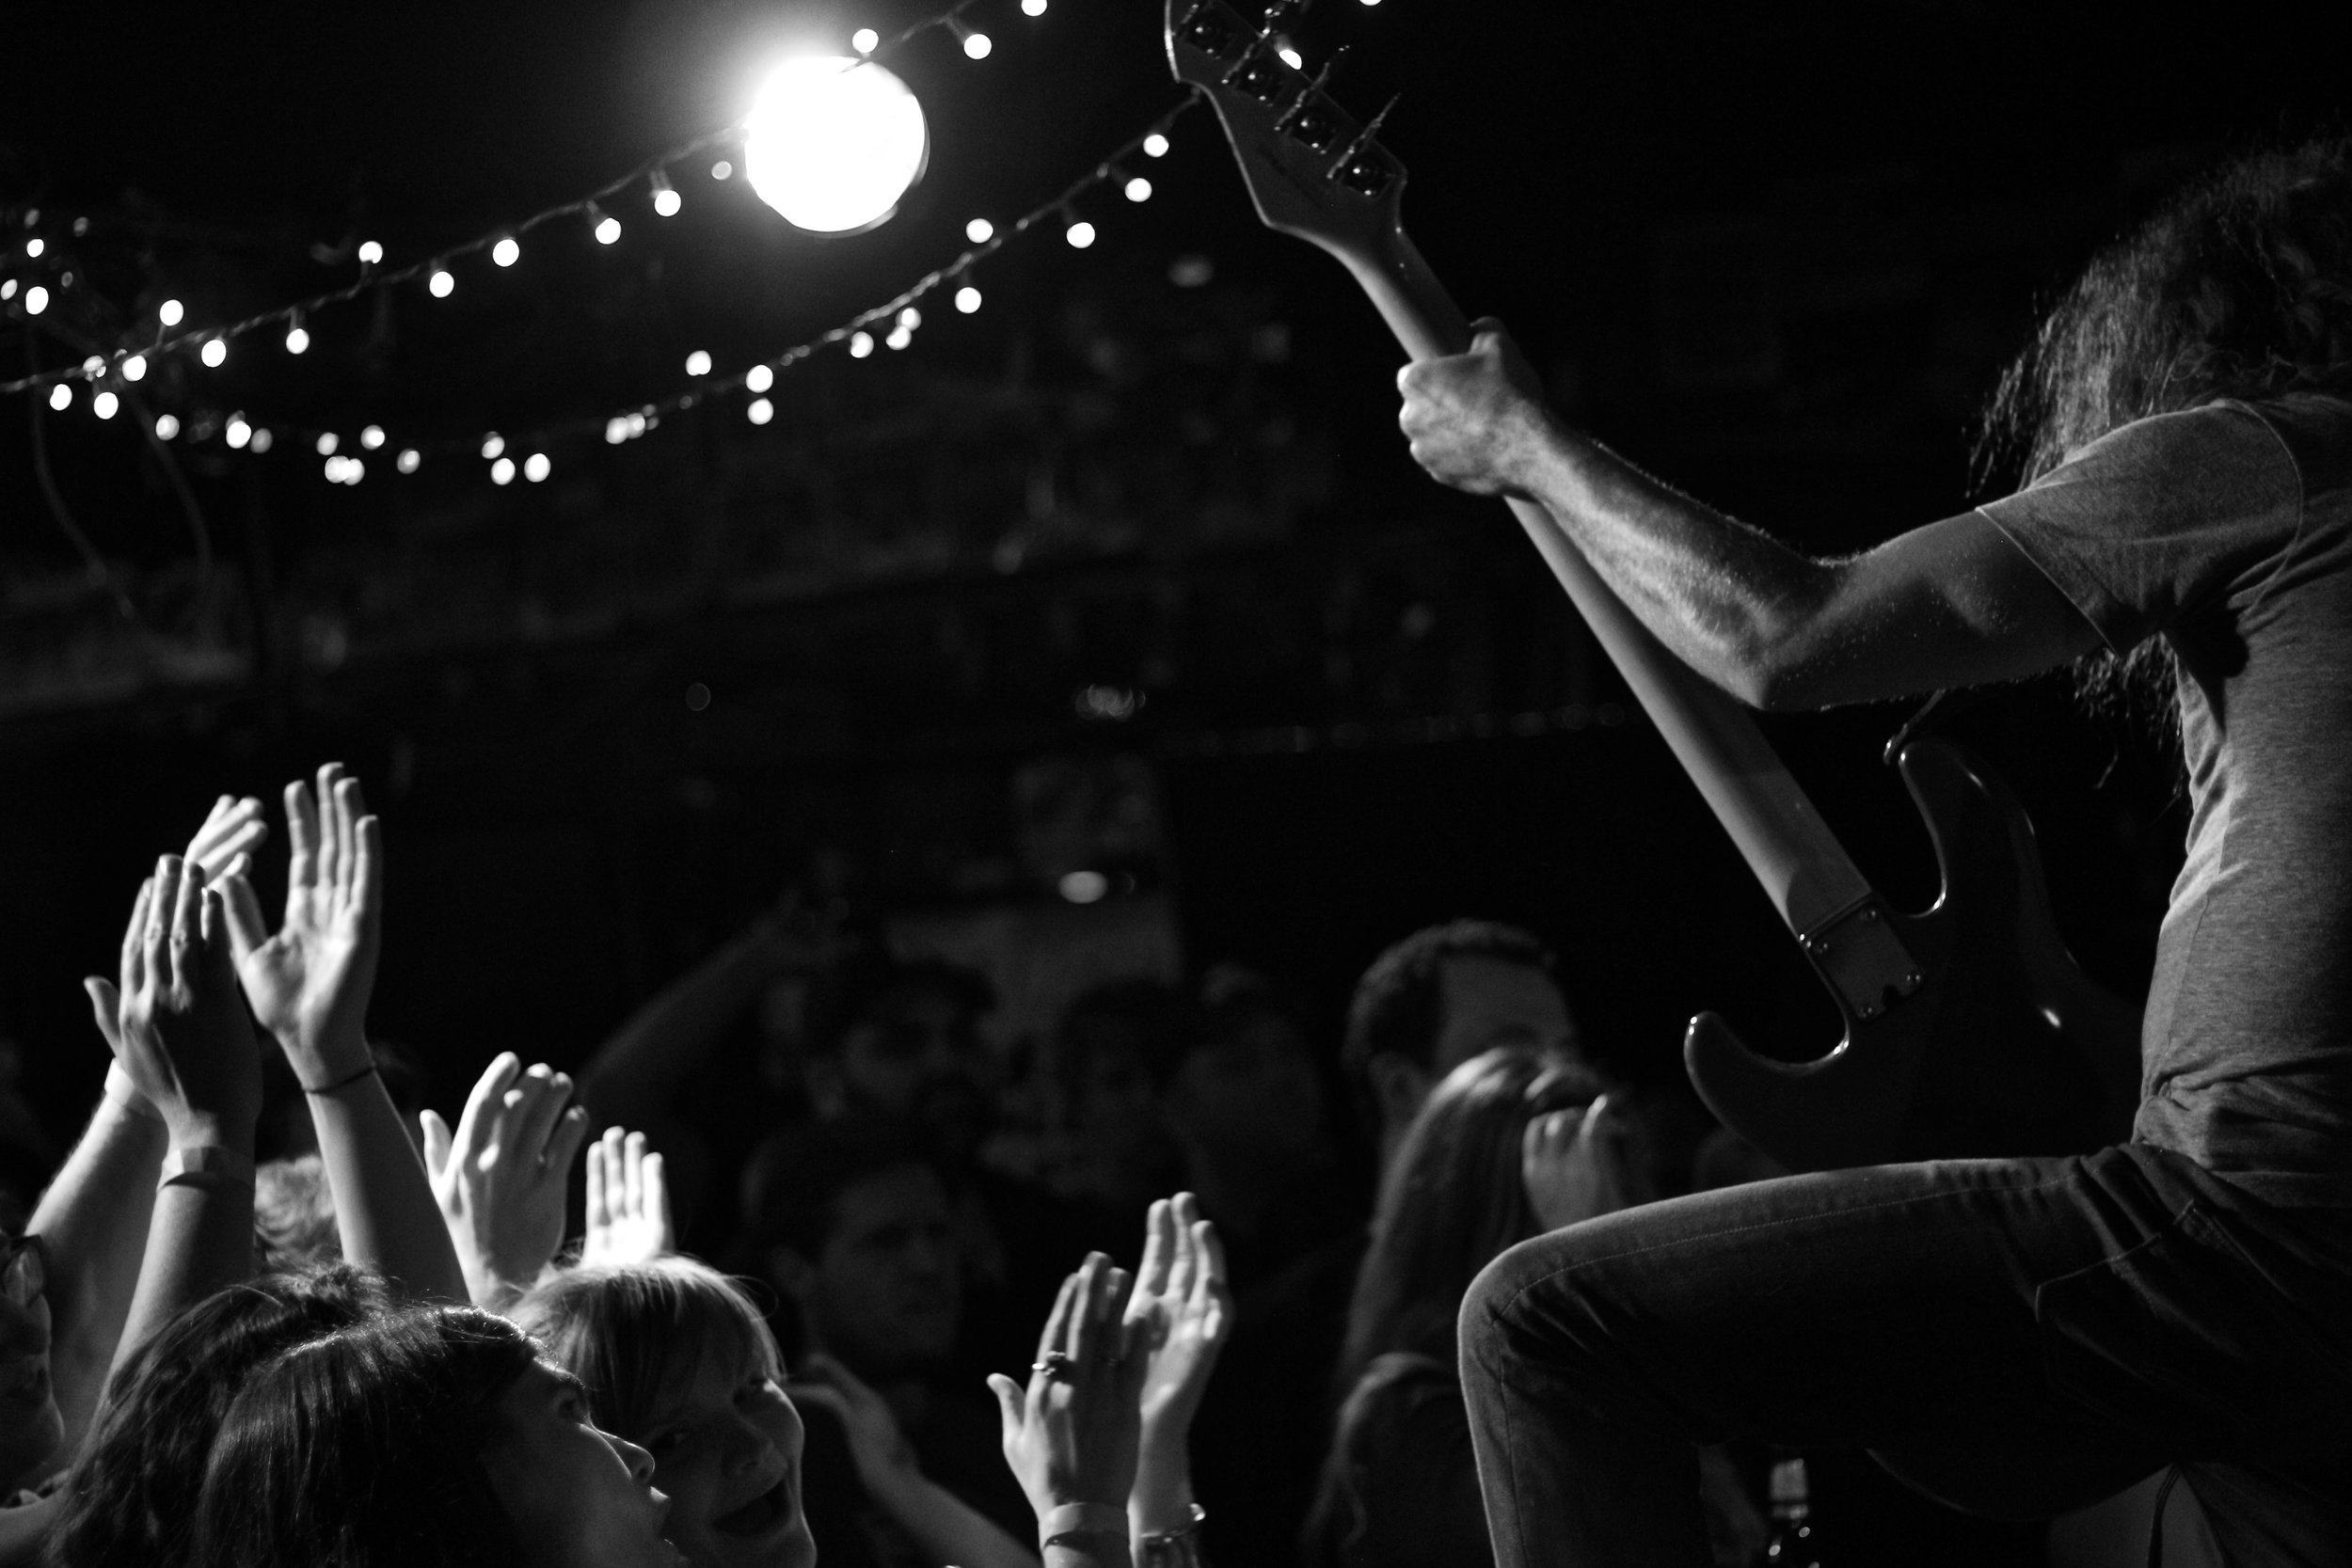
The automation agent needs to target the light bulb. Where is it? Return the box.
[122,354,147,381]
[748,398,774,424]
[594,214,623,245]
[491,456,516,485]
[316,433,340,455]
[200,338,228,367]
[24,238,44,258]
[26,285,50,314]
[711,159,734,181]
[397,449,421,473]
[898,306,921,329]
[606,417,629,444]
[344,457,365,484]
[1022,0,1047,14]
[249,428,274,453]
[324,455,347,483]
[361,425,386,450]
[685,349,712,376]
[851,26,879,52]
[47,384,70,411]
[524,452,550,483]
[159,297,184,325]
[849,331,875,358]
[743,57,928,234]
[1143,133,1169,158]
[966,217,994,244]
[285,324,310,354]
[429,269,454,297]
[627,413,646,437]
[492,236,520,266]
[482,434,505,459]
[227,417,252,448]
[960,27,993,58]
[1125,176,1152,202]
[746,363,774,393]
[653,185,682,216]
[885,324,912,350]
[358,239,384,264]
[83,355,105,376]
[0,279,12,300]
[955,285,981,313]
[93,391,119,420]
[1065,219,1096,248]
[155,414,181,439]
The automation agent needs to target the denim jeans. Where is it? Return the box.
[1457,1144,2352,1566]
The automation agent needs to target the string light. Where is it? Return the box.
[121,354,147,381]
[93,390,119,420]
[154,414,180,439]
[25,285,49,314]
[651,170,682,216]
[955,285,981,313]
[524,452,550,482]
[589,204,622,245]
[491,456,516,484]
[948,18,992,57]
[885,322,912,350]
[1023,0,1048,13]
[200,338,228,367]
[481,434,505,459]
[158,298,184,325]
[605,416,629,444]
[24,238,45,259]
[0,280,12,300]
[82,356,105,377]
[966,217,994,243]
[1143,133,1170,158]
[358,240,385,265]
[685,350,711,376]
[850,330,876,357]
[250,428,274,452]
[285,317,310,354]
[227,417,253,448]
[1066,217,1097,248]
[745,364,774,393]
[317,433,340,455]
[398,448,421,473]
[711,159,734,181]
[851,26,880,52]
[47,384,70,411]
[747,398,774,424]
[429,269,455,297]
[1125,176,1152,201]
[361,424,386,449]
[492,236,521,267]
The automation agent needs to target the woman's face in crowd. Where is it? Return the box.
[636,1341,815,1568]
[484,1360,684,1568]
[0,1246,62,1486]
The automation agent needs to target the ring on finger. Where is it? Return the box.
[1031,1351,1076,1380]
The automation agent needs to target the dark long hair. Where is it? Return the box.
[189,1307,538,1568]
[1333,1047,1604,1397]
[513,1256,781,1441]
[45,1265,395,1568]
[1978,135,2352,721]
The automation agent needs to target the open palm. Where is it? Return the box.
[1126,1192,1232,1446]
[221,764,383,1078]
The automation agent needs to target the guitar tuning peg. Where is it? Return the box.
[1324,90,1400,195]
[1261,0,1312,31]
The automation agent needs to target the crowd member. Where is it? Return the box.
[421,1053,595,1312]
[188,1305,677,1568]
[1049,980,1191,1254]
[1304,1047,1759,1568]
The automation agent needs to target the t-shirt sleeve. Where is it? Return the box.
[1977,402,2301,652]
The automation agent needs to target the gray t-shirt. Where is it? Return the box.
[1980,393,2352,1206]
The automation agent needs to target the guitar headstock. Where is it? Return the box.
[1165,0,1408,272]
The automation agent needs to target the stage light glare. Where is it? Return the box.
[482,434,505,459]
[492,236,520,266]
[685,349,712,376]
[397,448,421,473]
[1143,133,1169,158]
[851,26,879,52]
[155,414,181,439]
[358,239,384,264]
[955,285,981,313]
[285,325,310,354]
[525,452,550,482]
[47,383,69,411]
[744,56,928,233]
[1125,176,1152,202]
[158,297,184,325]
[361,424,386,450]
[491,457,516,485]
[746,363,774,393]
[26,285,50,314]
[748,397,774,424]
[429,269,454,297]
[249,428,274,453]
[93,391,119,420]
[849,330,875,357]
[594,215,623,245]
[227,418,252,448]
[1065,219,1096,248]
[316,433,340,455]
[200,338,227,367]
[122,354,147,381]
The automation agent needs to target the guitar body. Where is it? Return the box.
[1685,738,2144,1171]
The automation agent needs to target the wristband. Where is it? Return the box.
[103,1062,163,1122]
[1140,1503,1208,1568]
[1039,1501,1128,1554]
[302,1060,380,1096]
[158,1144,257,1195]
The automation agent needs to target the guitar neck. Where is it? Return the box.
[1336,229,1871,938]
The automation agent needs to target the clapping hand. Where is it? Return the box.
[85,860,262,1147]
[580,1125,673,1266]
[216,765,382,1085]
[990,1254,1151,1524]
[183,794,268,886]
[420,1053,591,1309]
[1125,1194,1231,1457]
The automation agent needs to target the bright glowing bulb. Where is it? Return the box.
[965,216,994,244]
[653,186,682,217]
[849,330,875,357]
[955,285,981,313]
[316,433,340,455]
[898,306,921,329]
[122,354,147,381]
[285,325,310,354]
[851,26,879,52]
[93,391,119,420]
[1058,869,1110,904]
[482,434,505,459]
[323,455,345,483]
[158,297,184,325]
[594,215,623,245]
[82,355,105,376]
[48,383,70,411]
[626,413,646,437]
[155,414,181,439]
[1359,0,1380,6]
[1065,219,1096,248]
[1143,133,1169,158]
[1125,176,1152,202]
[524,452,550,482]
[961,28,992,58]
[491,456,516,485]
[685,349,711,376]
[429,269,454,297]
[227,417,252,448]
[0,279,12,300]
[358,239,384,264]
[744,56,928,234]
[26,285,50,314]
[711,159,733,181]
[200,338,228,367]
[24,238,44,258]
[885,324,912,350]
[1022,0,1047,14]
[249,428,274,453]
[748,398,774,425]
[606,417,629,444]
[746,363,774,393]
[361,424,386,450]
[492,236,520,266]
[397,448,421,473]
[1277,44,1303,68]
[344,457,365,483]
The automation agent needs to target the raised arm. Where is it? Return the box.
[1121,1195,1230,1561]
[221,765,467,1303]
[1396,324,2101,710]
[419,1054,592,1312]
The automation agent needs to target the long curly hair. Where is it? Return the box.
[1976,135,2352,724]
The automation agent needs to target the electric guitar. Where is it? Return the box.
[1166,0,2142,1170]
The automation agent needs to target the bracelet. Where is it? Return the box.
[103,1062,163,1122]
[1140,1503,1208,1568]
[301,1060,380,1096]
[158,1144,257,1195]
[1039,1501,1128,1555]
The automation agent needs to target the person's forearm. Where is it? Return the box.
[1128,1437,1197,1544]
[24,1070,167,1465]
[114,1171,254,1378]
[865,1468,1041,1568]
[576,929,780,1119]
[308,1070,469,1303]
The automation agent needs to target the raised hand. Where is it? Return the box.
[580,1125,673,1267]
[420,1053,591,1310]
[85,859,262,1147]
[1125,1194,1232,1454]
[989,1254,1150,1527]
[217,764,382,1085]
[183,794,267,886]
